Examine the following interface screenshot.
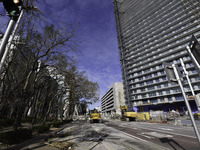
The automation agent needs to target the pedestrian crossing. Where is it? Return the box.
[138,132,173,139]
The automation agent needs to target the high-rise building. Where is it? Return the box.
[113,0,200,113]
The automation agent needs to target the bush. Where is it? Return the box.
[0,128,32,145]
[51,119,73,127]
[62,119,73,124]
[0,118,14,127]
[21,117,33,123]
[33,124,50,134]
[51,121,63,128]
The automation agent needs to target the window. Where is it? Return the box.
[140,82,144,86]
[145,74,152,79]
[167,96,172,101]
[157,85,161,89]
[175,95,183,101]
[159,64,163,68]
[151,99,157,103]
[173,88,180,93]
[166,90,170,94]
[155,78,160,82]
[149,92,156,97]
[160,71,165,74]
[143,100,148,103]
[142,94,147,98]
[164,83,168,87]
[158,91,163,95]
[154,72,158,76]
[160,98,165,102]
[139,77,143,80]
[146,80,153,85]
[147,86,155,90]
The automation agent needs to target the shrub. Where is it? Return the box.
[0,128,32,145]
[21,117,33,123]
[33,124,50,134]
[0,118,14,127]
[51,121,63,128]
[62,119,73,124]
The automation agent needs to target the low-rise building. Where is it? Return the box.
[101,82,125,117]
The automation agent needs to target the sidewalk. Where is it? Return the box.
[167,115,200,127]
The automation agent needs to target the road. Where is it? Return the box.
[105,120,200,150]
[6,120,200,150]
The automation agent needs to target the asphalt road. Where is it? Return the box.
[4,120,200,150]
[105,120,200,150]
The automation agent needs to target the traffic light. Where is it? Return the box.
[187,35,200,75]
[3,0,22,16]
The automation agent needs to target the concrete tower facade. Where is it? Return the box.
[113,0,200,113]
[101,82,125,116]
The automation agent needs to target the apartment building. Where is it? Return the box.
[101,82,125,115]
[113,0,200,113]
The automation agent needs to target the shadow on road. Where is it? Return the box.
[159,138,186,150]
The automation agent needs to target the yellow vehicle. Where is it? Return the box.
[120,105,137,121]
[89,109,101,123]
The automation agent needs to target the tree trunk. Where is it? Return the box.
[43,94,57,125]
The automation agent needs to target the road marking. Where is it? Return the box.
[141,132,173,138]
[158,127,173,131]
[119,125,138,130]
[130,125,196,139]
[137,133,155,139]
[118,130,170,150]
[118,130,148,142]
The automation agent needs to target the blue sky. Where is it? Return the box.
[0,1,122,109]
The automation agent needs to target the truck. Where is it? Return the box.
[89,109,101,123]
[120,105,137,121]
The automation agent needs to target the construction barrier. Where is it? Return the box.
[136,112,150,121]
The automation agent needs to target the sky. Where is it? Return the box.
[0,0,122,109]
